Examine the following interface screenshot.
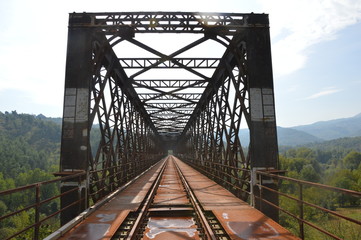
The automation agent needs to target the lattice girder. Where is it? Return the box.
[59,11,279,224]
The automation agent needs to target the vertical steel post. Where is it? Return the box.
[246,14,280,221]
[298,183,305,239]
[59,13,93,225]
[34,184,40,240]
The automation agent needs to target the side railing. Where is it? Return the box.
[254,170,361,240]
[1,160,360,240]
[0,156,163,240]
[0,172,86,240]
[178,157,361,239]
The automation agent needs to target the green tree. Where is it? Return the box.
[328,169,360,206]
[300,164,320,182]
[342,151,361,170]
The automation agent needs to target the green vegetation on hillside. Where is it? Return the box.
[0,111,61,238]
[0,111,60,179]
[279,146,361,239]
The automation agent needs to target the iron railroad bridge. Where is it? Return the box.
[1,11,360,240]
[57,11,280,238]
[58,10,278,225]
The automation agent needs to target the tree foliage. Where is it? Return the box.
[0,111,61,238]
[0,111,60,179]
[342,151,361,170]
[279,142,361,239]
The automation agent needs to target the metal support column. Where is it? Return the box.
[247,14,279,222]
[58,13,93,225]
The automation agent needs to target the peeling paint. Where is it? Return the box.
[146,217,196,239]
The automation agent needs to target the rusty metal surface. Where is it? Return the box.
[213,209,298,240]
[60,211,130,240]
[57,156,299,240]
[172,156,300,240]
[173,157,249,210]
[57,160,165,239]
[142,157,200,239]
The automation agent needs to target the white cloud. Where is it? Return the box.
[259,0,361,77]
[1,0,360,120]
[305,87,342,99]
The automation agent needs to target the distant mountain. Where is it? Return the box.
[277,127,323,146]
[6,111,361,148]
[239,113,361,147]
[239,127,323,147]
[292,113,361,140]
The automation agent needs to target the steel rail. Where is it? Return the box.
[173,159,217,240]
[126,159,168,240]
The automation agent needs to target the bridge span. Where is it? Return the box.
[49,155,297,240]
[0,11,360,240]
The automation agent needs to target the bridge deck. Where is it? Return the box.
[173,157,298,239]
[55,156,298,240]
[55,159,166,240]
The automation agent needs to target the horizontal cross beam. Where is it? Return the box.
[119,58,220,68]
[69,12,269,35]
[133,80,208,89]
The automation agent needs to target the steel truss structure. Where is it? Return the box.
[59,12,279,224]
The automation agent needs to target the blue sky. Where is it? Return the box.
[0,0,360,127]
[276,21,361,126]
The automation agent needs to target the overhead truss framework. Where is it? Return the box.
[59,12,279,224]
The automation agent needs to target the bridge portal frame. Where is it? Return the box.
[59,11,279,225]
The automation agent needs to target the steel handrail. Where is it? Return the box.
[255,170,361,239]
[0,171,85,196]
[0,172,86,240]
[256,170,361,197]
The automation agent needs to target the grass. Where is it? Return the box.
[279,205,361,239]
[335,207,361,221]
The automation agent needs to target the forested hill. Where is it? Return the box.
[305,136,361,152]
[0,111,61,179]
[0,112,62,238]
[1,110,360,183]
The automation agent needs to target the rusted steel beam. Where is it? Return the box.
[68,12,267,35]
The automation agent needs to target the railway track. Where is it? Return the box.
[111,156,231,240]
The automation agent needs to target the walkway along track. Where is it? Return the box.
[112,156,230,240]
[52,156,297,240]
